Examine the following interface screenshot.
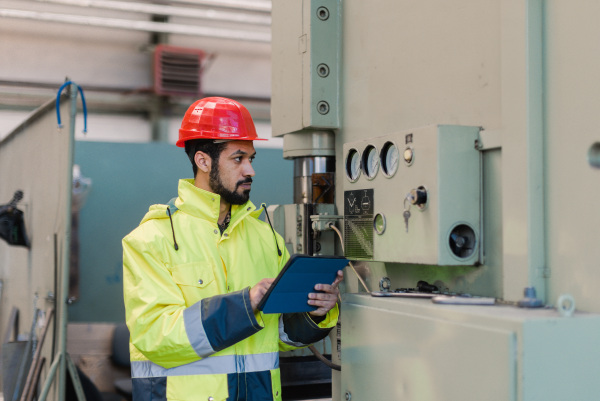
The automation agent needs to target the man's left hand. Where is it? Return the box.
[308,270,344,317]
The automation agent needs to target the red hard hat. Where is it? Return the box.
[176,97,266,147]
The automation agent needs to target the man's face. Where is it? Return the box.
[209,141,256,205]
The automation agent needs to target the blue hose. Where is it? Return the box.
[56,80,88,133]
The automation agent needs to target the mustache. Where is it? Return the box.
[236,177,253,188]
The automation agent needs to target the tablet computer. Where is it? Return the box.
[257,254,349,314]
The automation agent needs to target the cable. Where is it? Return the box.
[261,203,282,257]
[56,80,88,133]
[309,345,341,371]
[329,223,370,293]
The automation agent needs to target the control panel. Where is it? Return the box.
[342,125,482,265]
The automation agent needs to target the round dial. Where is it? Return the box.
[381,142,400,177]
[362,145,379,179]
[346,149,361,181]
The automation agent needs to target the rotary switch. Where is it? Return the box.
[409,187,428,207]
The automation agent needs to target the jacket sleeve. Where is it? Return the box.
[123,233,263,369]
[277,306,339,351]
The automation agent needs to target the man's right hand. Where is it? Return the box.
[249,278,275,311]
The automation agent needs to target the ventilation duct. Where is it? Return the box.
[153,45,205,97]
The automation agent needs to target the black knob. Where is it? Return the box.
[410,187,427,206]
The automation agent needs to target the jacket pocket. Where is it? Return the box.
[171,262,218,304]
[166,374,228,401]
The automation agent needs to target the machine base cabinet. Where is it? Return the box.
[340,294,600,401]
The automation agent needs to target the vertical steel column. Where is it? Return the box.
[526,0,547,302]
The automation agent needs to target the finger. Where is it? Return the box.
[308,298,335,309]
[262,278,275,286]
[313,283,340,293]
[309,292,337,301]
[332,271,344,285]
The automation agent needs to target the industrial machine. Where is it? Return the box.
[271,1,600,400]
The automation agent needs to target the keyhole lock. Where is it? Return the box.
[409,186,428,209]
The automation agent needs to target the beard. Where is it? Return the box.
[209,162,252,205]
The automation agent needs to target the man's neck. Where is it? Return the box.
[218,200,231,224]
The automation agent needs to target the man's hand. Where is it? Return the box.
[308,270,344,317]
[249,278,275,311]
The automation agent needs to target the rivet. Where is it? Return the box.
[224,233,228,237]
[208,397,214,401]
[211,198,215,201]
[198,279,203,285]
[214,229,218,234]
[247,207,251,211]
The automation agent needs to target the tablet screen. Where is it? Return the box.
[257,254,348,314]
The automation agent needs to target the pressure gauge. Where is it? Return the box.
[345,148,361,182]
[362,145,379,179]
[380,141,400,177]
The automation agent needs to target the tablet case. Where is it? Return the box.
[257,254,349,314]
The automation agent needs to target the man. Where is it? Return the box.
[122,97,343,401]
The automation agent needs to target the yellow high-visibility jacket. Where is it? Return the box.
[123,179,339,401]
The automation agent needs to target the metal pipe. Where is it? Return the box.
[293,156,335,204]
[0,9,271,42]
[28,0,271,25]
[58,82,78,401]
[526,0,547,302]
[167,0,271,13]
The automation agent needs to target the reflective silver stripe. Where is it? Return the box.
[278,315,307,347]
[183,301,214,357]
[131,352,279,378]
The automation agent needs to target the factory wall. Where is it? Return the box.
[68,140,292,323]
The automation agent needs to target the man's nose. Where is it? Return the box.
[243,160,255,177]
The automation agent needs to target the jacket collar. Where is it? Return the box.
[175,179,258,226]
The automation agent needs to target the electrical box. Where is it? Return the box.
[271,0,341,137]
[342,125,482,265]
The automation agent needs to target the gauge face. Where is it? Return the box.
[381,142,400,177]
[362,146,379,179]
[346,149,361,181]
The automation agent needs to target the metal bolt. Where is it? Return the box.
[345,391,352,401]
[316,6,329,21]
[317,63,330,78]
[317,101,330,115]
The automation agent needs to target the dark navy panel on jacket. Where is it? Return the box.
[227,370,273,401]
[132,377,167,401]
[282,312,331,344]
[201,289,262,352]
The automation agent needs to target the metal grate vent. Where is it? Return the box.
[344,218,374,259]
[343,189,374,259]
[154,45,204,96]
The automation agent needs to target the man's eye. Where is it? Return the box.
[249,156,255,163]
[234,157,242,162]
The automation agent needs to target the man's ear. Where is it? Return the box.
[194,151,211,173]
